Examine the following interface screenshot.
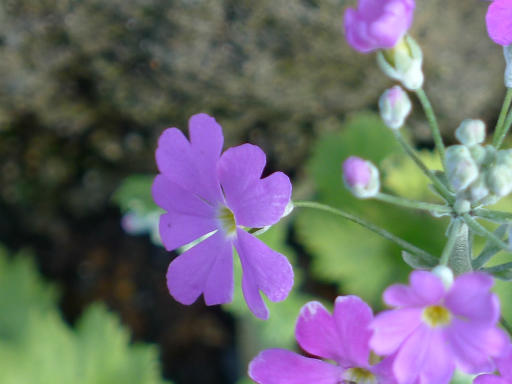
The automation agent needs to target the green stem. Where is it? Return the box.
[493,88,512,148]
[415,88,445,165]
[293,200,437,264]
[462,213,510,251]
[376,193,451,213]
[496,108,512,149]
[483,262,512,274]
[394,133,454,203]
[473,208,512,224]
[439,219,462,266]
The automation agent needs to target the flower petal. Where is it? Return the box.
[155,122,221,204]
[447,320,507,374]
[474,375,508,384]
[158,212,217,252]
[249,349,343,384]
[332,295,373,368]
[486,0,512,46]
[370,308,422,355]
[445,272,498,324]
[384,271,445,308]
[393,326,454,384]
[496,344,512,379]
[234,229,293,320]
[166,231,233,306]
[295,301,343,362]
[231,171,292,228]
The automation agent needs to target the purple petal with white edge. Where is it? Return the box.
[370,308,422,355]
[496,344,512,379]
[445,272,498,324]
[159,213,217,252]
[295,301,344,362]
[332,295,373,368]
[166,231,233,306]
[384,271,445,308]
[249,349,343,384]
[155,125,221,204]
[486,0,512,46]
[188,113,224,202]
[447,320,507,374]
[230,171,291,228]
[394,326,454,384]
[235,229,293,320]
[218,144,265,203]
[474,375,508,384]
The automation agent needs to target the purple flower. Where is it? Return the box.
[474,344,512,384]
[344,0,415,53]
[249,296,397,384]
[371,271,508,384]
[343,156,380,198]
[152,113,293,319]
[486,0,512,46]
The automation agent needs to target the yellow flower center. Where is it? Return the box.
[422,305,452,328]
[217,206,236,236]
[342,368,377,384]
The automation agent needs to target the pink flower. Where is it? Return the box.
[474,344,512,384]
[344,0,415,53]
[486,0,512,46]
[152,113,293,319]
[249,296,397,384]
[371,271,508,384]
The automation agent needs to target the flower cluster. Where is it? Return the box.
[250,270,509,384]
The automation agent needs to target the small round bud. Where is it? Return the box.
[469,145,487,166]
[377,36,424,91]
[504,45,512,88]
[431,265,454,290]
[379,86,412,130]
[342,156,380,199]
[455,119,486,147]
[469,175,490,202]
[445,145,479,192]
[487,164,512,197]
[497,149,512,168]
[453,199,471,215]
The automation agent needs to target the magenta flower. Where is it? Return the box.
[371,271,508,384]
[152,113,293,319]
[474,343,512,384]
[249,296,397,384]
[486,0,512,46]
[344,0,415,53]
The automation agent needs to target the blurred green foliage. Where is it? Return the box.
[0,246,170,384]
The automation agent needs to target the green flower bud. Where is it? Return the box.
[445,145,479,192]
[469,175,490,202]
[455,119,485,147]
[487,164,512,197]
[377,36,424,91]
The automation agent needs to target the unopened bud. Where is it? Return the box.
[469,175,490,202]
[453,199,471,215]
[379,86,412,130]
[455,119,485,147]
[445,145,479,192]
[469,145,487,166]
[431,265,454,290]
[497,149,512,168]
[377,36,424,91]
[487,164,512,197]
[342,156,380,199]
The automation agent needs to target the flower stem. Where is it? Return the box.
[375,193,451,213]
[462,213,510,251]
[473,208,512,224]
[439,219,462,266]
[293,200,437,264]
[493,87,512,149]
[415,88,445,165]
[393,133,454,204]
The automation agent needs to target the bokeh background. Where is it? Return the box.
[0,1,509,383]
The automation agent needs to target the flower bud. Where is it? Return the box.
[379,86,412,130]
[505,45,512,88]
[431,265,454,290]
[445,145,479,192]
[377,36,424,90]
[455,119,486,147]
[497,149,512,168]
[342,156,380,199]
[487,164,512,197]
[469,175,490,202]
